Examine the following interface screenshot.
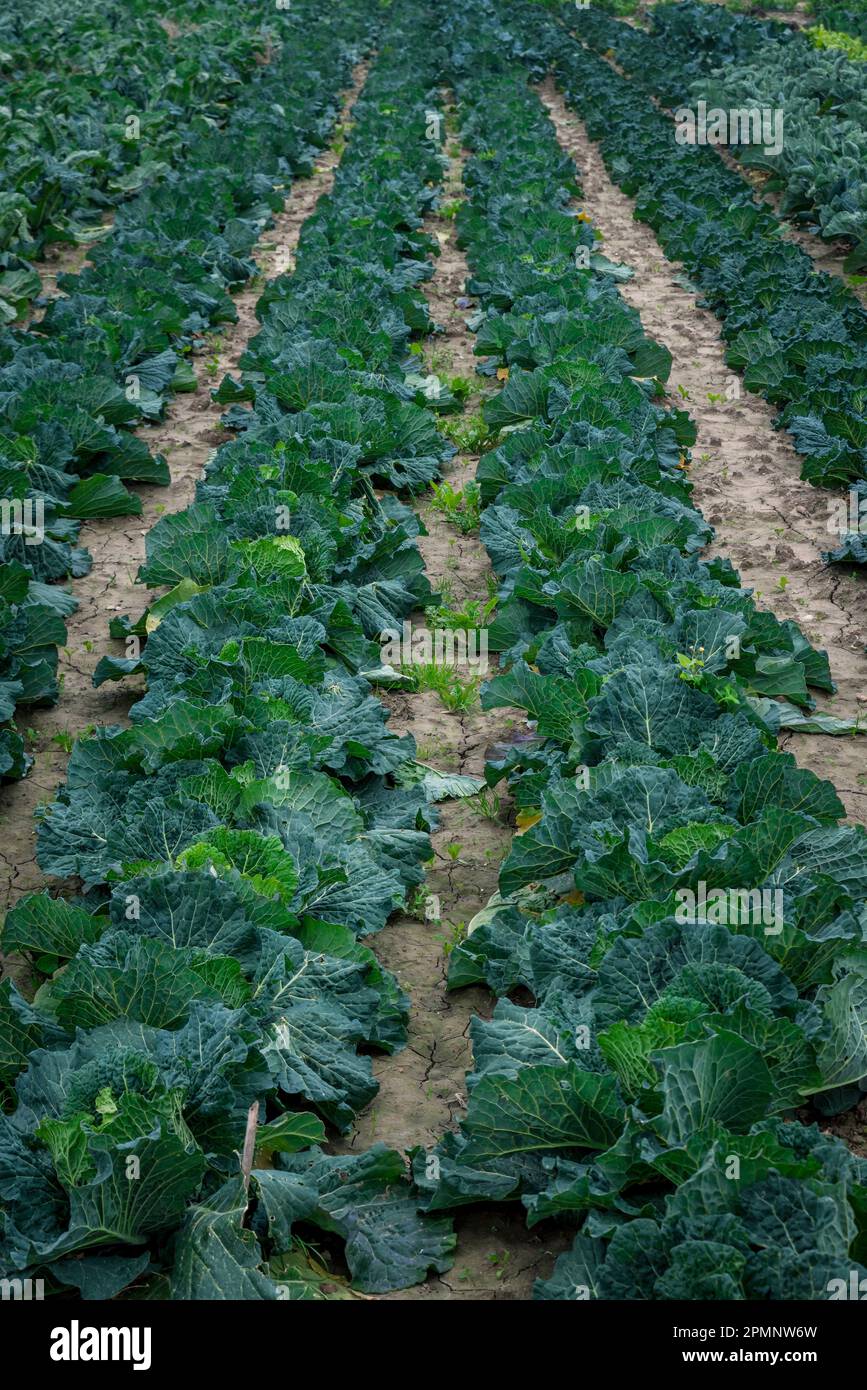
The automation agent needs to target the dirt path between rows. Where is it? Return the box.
[342,103,572,1300]
[0,66,369,919]
[541,78,867,830]
[633,2,812,33]
[353,73,867,1294]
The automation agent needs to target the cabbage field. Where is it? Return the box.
[1,0,867,1319]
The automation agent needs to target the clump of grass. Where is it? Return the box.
[428,344,453,373]
[406,662,481,711]
[440,412,494,454]
[429,479,481,534]
[440,919,468,956]
[468,788,502,822]
[424,595,496,630]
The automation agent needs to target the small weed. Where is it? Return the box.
[439,919,468,956]
[468,788,502,822]
[407,662,481,711]
[484,846,508,862]
[487,1249,512,1280]
[424,595,496,630]
[405,886,430,921]
[440,412,493,454]
[447,374,473,403]
[430,479,481,535]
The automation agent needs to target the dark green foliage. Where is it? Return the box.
[411,0,867,1303]
[0,0,455,1300]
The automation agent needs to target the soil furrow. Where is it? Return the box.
[540,77,867,826]
[343,98,571,1299]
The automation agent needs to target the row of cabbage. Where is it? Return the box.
[0,1,462,1301]
[810,0,867,40]
[0,0,271,322]
[553,6,867,545]
[596,2,867,268]
[0,0,372,780]
[404,0,867,1302]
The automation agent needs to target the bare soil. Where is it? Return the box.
[542,78,867,829]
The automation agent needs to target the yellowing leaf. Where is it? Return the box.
[145,578,207,633]
[496,366,509,380]
[515,810,542,835]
